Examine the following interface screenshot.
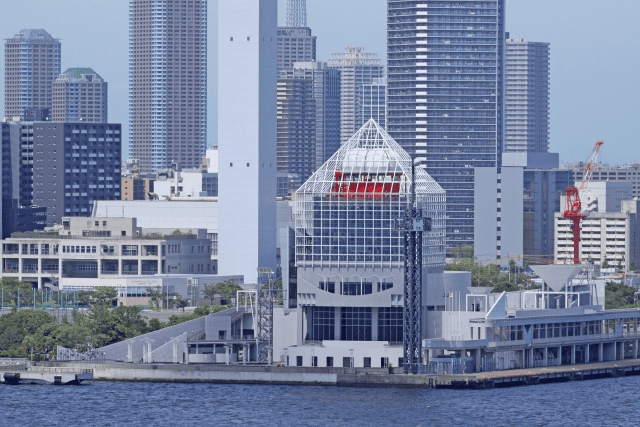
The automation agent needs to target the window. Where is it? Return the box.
[378,307,403,342]
[326,357,333,367]
[312,356,318,367]
[296,356,303,367]
[312,307,335,341]
[341,307,372,341]
[363,357,371,368]
[342,357,353,368]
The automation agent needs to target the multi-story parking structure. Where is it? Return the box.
[0,217,212,289]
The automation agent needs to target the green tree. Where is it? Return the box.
[0,309,55,357]
[605,282,636,309]
[202,284,218,305]
[145,286,163,309]
[147,318,164,332]
[631,260,637,273]
[0,278,34,307]
[214,280,242,306]
[602,259,609,269]
[174,295,188,312]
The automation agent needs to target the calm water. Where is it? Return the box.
[1,376,639,426]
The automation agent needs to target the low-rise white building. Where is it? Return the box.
[554,199,640,269]
[0,217,213,289]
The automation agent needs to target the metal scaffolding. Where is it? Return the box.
[395,160,431,374]
[256,268,282,364]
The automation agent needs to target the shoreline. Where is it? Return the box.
[29,358,640,389]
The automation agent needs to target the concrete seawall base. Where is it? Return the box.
[36,358,640,389]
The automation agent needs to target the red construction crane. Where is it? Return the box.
[563,141,605,264]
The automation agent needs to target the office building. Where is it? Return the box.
[285,62,341,169]
[0,217,212,289]
[218,0,277,284]
[355,78,385,131]
[121,176,155,201]
[475,153,570,264]
[277,78,316,186]
[52,68,108,123]
[387,0,506,252]
[277,0,316,77]
[129,0,207,173]
[4,29,61,119]
[328,46,384,144]
[32,122,122,226]
[281,119,456,368]
[505,38,550,153]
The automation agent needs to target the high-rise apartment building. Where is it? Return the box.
[129,0,207,174]
[355,78,386,131]
[328,46,384,143]
[218,0,277,284]
[4,29,61,119]
[505,39,550,153]
[387,1,505,251]
[277,0,315,77]
[52,68,108,123]
[286,62,341,169]
[276,78,316,186]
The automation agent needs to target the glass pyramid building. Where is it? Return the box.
[295,119,446,272]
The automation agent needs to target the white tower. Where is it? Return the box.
[218,0,277,283]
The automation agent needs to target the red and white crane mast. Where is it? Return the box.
[563,141,604,265]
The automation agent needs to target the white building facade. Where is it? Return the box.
[554,199,640,269]
[217,0,277,284]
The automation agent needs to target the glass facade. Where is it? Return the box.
[341,307,372,341]
[378,307,403,342]
[311,307,335,341]
[387,0,505,251]
[295,120,446,271]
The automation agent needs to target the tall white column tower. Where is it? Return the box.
[218,0,277,283]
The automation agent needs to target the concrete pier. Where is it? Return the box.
[31,358,640,389]
[0,367,93,385]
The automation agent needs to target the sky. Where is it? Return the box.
[0,0,639,165]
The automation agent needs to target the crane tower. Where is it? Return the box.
[563,141,604,264]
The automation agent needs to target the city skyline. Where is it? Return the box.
[0,0,638,165]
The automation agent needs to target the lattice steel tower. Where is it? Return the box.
[285,0,307,28]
